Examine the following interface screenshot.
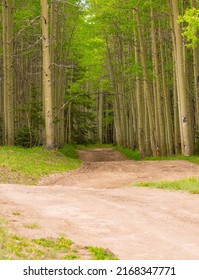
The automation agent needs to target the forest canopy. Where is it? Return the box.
[1,0,199,156]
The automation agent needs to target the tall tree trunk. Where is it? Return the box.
[190,0,199,149]
[98,91,103,143]
[2,0,14,145]
[136,5,157,156]
[151,6,166,155]
[41,0,54,149]
[169,0,193,156]
[135,37,145,157]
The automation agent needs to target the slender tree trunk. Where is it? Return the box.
[41,0,54,149]
[2,0,14,145]
[135,38,145,157]
[98,91,103,143]
[136,5,157,156]
[170,0,193,156]
[50,0,58,144]
[190,0,199,148]
[151,6,166,155]
[158,21,174,155]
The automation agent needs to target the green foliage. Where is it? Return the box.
[178,8,199,48]
[15,127,40,148]
[136,177,199,194]
[71,97,98,144]
[0,146,81,184]
[15,88,43,147]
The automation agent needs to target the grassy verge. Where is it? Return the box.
[0,218,117,260]
[113,146,140,160]
[136,177,199,194]
[0,145,81,185]
[113,146,199,164]
[143,154,199,164]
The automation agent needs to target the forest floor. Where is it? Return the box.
[1,148,199,259]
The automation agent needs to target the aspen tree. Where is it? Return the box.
[50,0,58,144]
[158,20,174,155]
[169,0,193,156]
[41,0,54,149]
[2,0,14,145]
[135,5,158,156]
[151,6,166,156]
[190,0,199,138]
[135,37,145,157]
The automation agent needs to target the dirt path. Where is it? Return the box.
[1,148,199,259]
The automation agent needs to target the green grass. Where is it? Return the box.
[86,246,118,260]
[59,144,79,159]
[113,146,140,160]
[136,177,199,194]
[0,217,118,260]
[143,154,199,162]
[0,145,81,184]
[32,237,73,250]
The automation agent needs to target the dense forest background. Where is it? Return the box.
[1,0,199,156]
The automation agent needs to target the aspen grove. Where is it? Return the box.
[1,0,199,156]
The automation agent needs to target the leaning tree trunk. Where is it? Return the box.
[41,0,54,149]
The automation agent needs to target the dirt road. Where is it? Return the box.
[1,148,199,259]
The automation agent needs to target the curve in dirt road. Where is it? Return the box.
[77,148,127,162]
[1,148,199,259]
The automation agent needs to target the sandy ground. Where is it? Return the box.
[1,148,199,259]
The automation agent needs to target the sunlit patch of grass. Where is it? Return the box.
[86,246,118,260]
[136,177,199,194]
[0,146,81,184]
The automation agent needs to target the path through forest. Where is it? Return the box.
[1,148,199,259]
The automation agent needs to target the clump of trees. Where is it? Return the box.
[1,0,199,156]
